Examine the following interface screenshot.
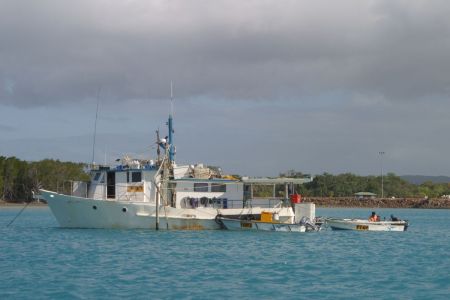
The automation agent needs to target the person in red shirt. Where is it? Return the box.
[369,211,378,222]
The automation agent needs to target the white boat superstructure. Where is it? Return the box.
[38,113,312,230]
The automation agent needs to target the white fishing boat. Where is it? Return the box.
[325,218,409,231]
[38,111,312,230]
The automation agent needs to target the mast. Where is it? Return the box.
[156,128,161,163]
[165,82,175,212]
[168,81,175,163]
[91,88,101,165]
[155,82,177,229]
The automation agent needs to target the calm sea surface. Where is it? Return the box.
[1,207,449,299]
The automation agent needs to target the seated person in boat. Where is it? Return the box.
[369,212,378,222]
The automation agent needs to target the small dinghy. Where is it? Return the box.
[216,214,320,232]
[216,203,321,233]
[218,218,307,232]
[326,216,409,232]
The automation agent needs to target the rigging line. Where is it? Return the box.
[91,88,101,165]
[162,203,169,230]
[153,180,170,229]
[152,151,171,229]
[162,146,171,229]
[6,201,31,227]
[154,183,170,230]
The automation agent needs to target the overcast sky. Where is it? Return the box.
[1,0,450,176]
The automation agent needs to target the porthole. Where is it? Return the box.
[122,207,127,213]
[93,205,97,210]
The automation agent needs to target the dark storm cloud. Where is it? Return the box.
[1,0,450,107]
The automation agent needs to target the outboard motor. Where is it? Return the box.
[299,216,319,232]
[390,214,399,221]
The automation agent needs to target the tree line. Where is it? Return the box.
[1,156,450,202]
[0,156,89,202]
[293,172,450,198]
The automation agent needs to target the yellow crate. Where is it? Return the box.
[260,211,273,222]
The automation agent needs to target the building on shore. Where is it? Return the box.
[354,192,376,200]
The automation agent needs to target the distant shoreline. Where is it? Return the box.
[303,197,450,209]
[1,197,449,209]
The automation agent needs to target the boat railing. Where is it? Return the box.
[245,198,286,208]
[56,181,147,202]
[56,180,89,198]
[56,182,291,207]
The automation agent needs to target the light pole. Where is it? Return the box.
[379,151,385,198]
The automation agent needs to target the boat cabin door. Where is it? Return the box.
[107,171,116,199]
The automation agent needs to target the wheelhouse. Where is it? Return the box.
[87,162,158,202]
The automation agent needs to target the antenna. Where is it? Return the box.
[91,88,101,165]
[104,144,107,165]
[170,80,174,116]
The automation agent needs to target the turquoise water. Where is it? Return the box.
[1,207,449,299]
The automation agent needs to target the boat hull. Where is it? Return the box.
[219,218,307,232]
[40,190,221,230]
[326,218,408,231]
[39,190,294,230]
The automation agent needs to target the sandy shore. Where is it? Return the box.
[0,201,47,207]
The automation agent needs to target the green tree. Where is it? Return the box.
[0,156,89,202]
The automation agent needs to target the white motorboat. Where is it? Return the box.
[217,217,307,232]
[216,216,321,232]
[325,218,409,231]
[37,111,312,230]
[216,203,320,232]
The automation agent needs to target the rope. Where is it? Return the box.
[6,201,32,227]
[162,204,169,230]
[152,152,170,229]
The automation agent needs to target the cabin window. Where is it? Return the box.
[194,183,208,192]
[127,171,130,183]
[211,183,226,192]
[131,172,142,182]
[93,172,101,181]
